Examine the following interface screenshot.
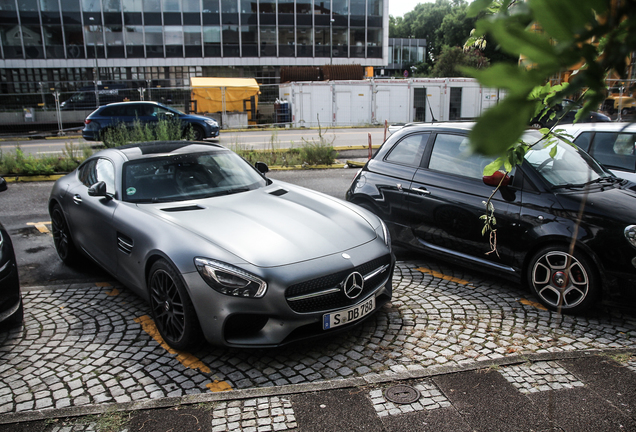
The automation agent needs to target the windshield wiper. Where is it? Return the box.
[553,177,618,190]
[225,187,251,195]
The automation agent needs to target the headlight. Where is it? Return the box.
[625,225,636,248]
[378,219,391,251]
[205,119,218,126]
[195,258,267,298]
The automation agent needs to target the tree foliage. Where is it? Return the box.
[430,46,491,77]
[465,0,636,162]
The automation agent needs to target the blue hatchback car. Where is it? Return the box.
[82,101,220,142]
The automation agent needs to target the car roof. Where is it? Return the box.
[558,122,636,134]
[395,121,476,132]
[99,141,226,161]
[100,101,162,108]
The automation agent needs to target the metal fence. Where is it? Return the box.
[0,83,284,135]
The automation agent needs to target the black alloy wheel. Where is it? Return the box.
[527,245,598,314]
[148,259,201,350]
[51,204,80,264]
[189,125,204,141]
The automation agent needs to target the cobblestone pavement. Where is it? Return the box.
[1,257,636,426]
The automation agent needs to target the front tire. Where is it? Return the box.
[526,245,599,313]
[188,125,205,141]
[51,204,80,265]
[148,259,202,350]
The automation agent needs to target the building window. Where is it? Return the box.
[241,25,257,57]
[145,26,164,57]
[221,24,238,56]
[203,25,221,56]
[350,28,364,58]
[81,0,101,12]
[125,25,144,57]
[184,25,202,56]
[296,26,312,57]
[260,26,276,56]
[367,27,381,58]
[332,27,347,57]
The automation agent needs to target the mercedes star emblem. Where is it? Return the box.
[342,272,364,299]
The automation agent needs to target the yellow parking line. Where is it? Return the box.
[134,315,231,392]
[27,221,51,234]
[518,298,548,311]
[415,267,471,285]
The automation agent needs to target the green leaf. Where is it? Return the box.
[467,64,545,95]
[483,157,504,176]
[469,97,536,156]
[549,144,557,158]
[467,0,494,18]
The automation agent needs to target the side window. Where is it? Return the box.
[428,133,493,180]
[77,159,98,187]
[589,132,636,171]
[384,133,429,166]
[95,159,116,195]
[572,132,593,152]
[77,158,115,194]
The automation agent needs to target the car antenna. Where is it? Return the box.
[425,93,437,122]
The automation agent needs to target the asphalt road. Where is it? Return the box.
[0,127,388,156]
[0,169,359,287]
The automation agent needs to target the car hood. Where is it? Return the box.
[138,183,377,267]
[557,183,636,223]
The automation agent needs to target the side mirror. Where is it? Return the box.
[0,177,6,193]
[88,181,109,197]
[255,161,269,174]
[483,171,511,188]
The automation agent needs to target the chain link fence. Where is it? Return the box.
[0,83,284,136]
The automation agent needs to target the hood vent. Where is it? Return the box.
[117,233,133,255]
[161,205,205,212]
[269,188,288,196]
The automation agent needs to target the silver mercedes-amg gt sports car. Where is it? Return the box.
[49,141,394,349]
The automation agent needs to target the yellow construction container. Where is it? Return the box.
[190,77,260,123]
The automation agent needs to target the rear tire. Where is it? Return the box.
[526,245,599,314]
[51,204,80,265]
[148,259,202,350]
[3,299,23,327]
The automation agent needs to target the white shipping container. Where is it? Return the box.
[278,78,503,128]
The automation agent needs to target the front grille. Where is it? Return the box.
[285,255,392,313]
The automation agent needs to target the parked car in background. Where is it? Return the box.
[82,101,220,142]
[49,141,394,349]
[530,99,611,129]
[559,123,636,183]
[346,122,636,314]
[60,84,130,110]
[0,177,23,327]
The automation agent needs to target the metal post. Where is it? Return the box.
[330,14,334,65]
[53,91,64,136]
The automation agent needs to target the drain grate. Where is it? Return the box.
[384,385,421,405]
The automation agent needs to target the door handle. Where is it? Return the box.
[72,194,82,205]
[410,187,431,195]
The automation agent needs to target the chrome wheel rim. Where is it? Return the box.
[531,251,589,309]
[149,269,185,343]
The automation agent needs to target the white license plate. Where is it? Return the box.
[323,297,375,330]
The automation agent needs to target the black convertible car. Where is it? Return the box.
[347,123,636,313]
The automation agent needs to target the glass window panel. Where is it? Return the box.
[332,0,346,15]
[351,0,364,15]
[64,24,84,57]
[203,25,220,42]
[123,0,141,11]
[163,0,180,11]
[84,24,104,45]
[125,25,143,44]
[315,27,327,45]
[260,25,275,44]
[417,46,424,62]
[19,0,38,11]
[184,25,201,44]
[296,0,310,14]
[104,25,123,45]
[103,0,121,12]
[221,0,236,13]
[222,24,238,43]
[278,0,293,13]
[41,0,60,11]
[314,0,329,14]
[240,25,256,43]
[82,0,101,11]
[165,25,183,44]
[0,24,21,45]
[202,0,219,13]
[145,25,163,44]
[259,0,274,13]
[367,27,381,46]
[296,26,312,45]
[60,0,80,11]
[368,0,380,16]
[332,27,347,46]
[143,0,160,12]
[278,26,293,44]
[239,0,254,13]
[0,0,17,10]
[183,0,200,12]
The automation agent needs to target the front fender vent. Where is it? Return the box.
[117,233,133,255]
[269,189,288,196]
[161,205,205,212]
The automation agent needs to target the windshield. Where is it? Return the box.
[122,150,267,203]
[524,131,611,187]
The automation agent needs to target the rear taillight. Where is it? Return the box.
[84,119,91,125]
